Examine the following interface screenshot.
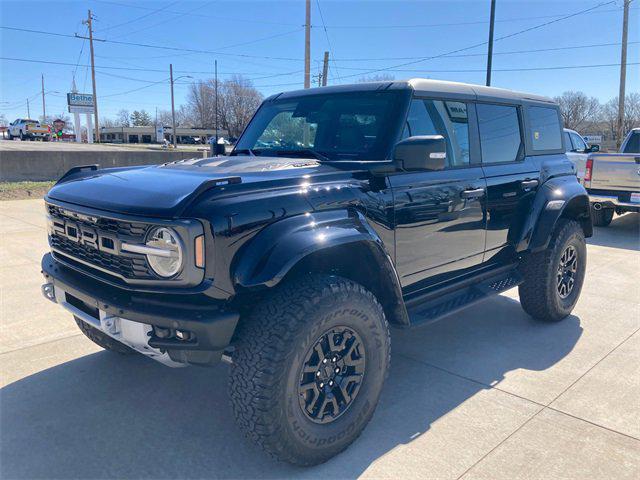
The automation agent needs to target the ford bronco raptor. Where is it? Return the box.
[41,79,591,466]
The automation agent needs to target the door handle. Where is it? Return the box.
[461,188,485,199]
[521,179,539,189]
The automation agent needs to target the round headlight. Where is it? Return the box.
[145,227,183,278]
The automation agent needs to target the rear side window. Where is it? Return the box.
[477,104,522,164]
[569,132,587,153]
[402,99,470,167]
[623,131,640,153]
[528,106,562,151]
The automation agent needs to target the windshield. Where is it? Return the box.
[234,90,408,161]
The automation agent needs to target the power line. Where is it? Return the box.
[0,26,304,61]
[336,62,640,74]
[332,41,639,62]
[335,0,618,80]
[315,0,341,81]
[320,6,632,28]
[97,0,182,34]
[0,56,303,78]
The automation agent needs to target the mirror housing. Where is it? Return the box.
[393,135,447,171]
[587,144,600,153]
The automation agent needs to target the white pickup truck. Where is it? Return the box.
[584,128,640,226]
[7,118,50,141]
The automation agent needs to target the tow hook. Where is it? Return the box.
[42,283,56,303]
[592,203,602,211]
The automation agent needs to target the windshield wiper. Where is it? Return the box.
[231,148,256,156]
[274,149,330,162]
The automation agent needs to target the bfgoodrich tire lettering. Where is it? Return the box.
[518,219,586,322]
[229,275,390,466]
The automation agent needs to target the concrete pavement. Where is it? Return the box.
[1,199,638,479]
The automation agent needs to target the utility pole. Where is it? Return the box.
[304,0,311,88]
[26,98,30,118]
[170,63,177,147]
[84,10,100,142]
[485,0,496,86]
[214,59,219,148]
[321,51,329,87]
[616,0,630,149]
[41,74,46,122]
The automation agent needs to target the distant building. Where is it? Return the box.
[99,126,227,144]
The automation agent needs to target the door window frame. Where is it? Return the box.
[474,101,526,165]
[402,95,482,169]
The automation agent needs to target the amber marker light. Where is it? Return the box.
[195,235,205,268]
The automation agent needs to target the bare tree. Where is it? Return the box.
[218,75,263,138]
[554,91,601,131]
[116,109,131,127]
[184,75,262,137]
[601,93,640,140]
[100,117,119,128]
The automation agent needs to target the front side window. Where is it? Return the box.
[477,104,522,164]
[569,132,587,153]
[564,131,573,152]
[528,106,562,151]
[623,131,640,153]
[234,90,407,160]
[401,99,470,167]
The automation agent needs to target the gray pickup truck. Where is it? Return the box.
[584,128,640,226]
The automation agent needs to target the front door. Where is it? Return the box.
[391,98,486,293]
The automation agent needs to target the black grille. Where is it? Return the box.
[47,203,153,280]
[47,204,148,238]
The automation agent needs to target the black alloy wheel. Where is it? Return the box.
[298,326,366,424]
[556,245,578,299]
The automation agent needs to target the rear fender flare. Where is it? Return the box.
[515,175,592,253]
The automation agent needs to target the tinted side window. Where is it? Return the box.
[477,104,522,164]
[564,131,573,152]
[570,132,587,153]
[528,106,562,151]
[623,132,640,153]
[402,99,470,167]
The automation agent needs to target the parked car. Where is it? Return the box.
[7,118,50,141]
[41,79,591,466]
[563,128,599,181]
[583,128,640,226]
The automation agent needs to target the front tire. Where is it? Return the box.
[518,219,586,322]
[229,275,390,466]
[591,205,614,227]
[74,316,135,354]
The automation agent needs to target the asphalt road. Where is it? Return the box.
[1,199,638,479]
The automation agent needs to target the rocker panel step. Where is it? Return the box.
[407,269,523,327]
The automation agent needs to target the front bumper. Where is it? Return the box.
[41,253,239,367]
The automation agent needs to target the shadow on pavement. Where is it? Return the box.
[1,296,582,479]
[587,212,639,251]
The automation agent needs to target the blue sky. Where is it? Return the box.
[1,0,638,122]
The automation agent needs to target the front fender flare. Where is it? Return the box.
[233,209,394,289]
[515,175,592,253]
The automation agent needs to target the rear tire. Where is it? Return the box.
[518,219,586,322]
[229,275,390,466]
[591,205,614,227]
[74,316,135,354]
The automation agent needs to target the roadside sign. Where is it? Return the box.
[156,125,164,142]
[69,105,95,114]
[584,135,602,143]
[67,92,94,108]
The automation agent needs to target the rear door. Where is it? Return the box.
[477,103,539,263]
[391,97,486,293]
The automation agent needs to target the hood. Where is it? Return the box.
[46,155,347,217]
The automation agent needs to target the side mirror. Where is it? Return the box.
[588,144,600,153]
[393,135,447,171]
